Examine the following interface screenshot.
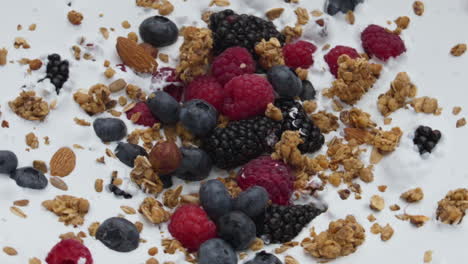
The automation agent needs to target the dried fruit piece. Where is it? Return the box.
[50,147,76,177]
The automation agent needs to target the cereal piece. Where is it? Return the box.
[68,10,84,25]
[370,223,382,234]
[456,118,466,128]
[265,103,283,121]
[14,37,31,49]
[74,117,91,126]
[345,11,355,25]
[452,106,462,115]
[367,214,376,222]
[311,10,323,17]
[344,128,373,145]
[29,257,41,264]
[311,111,339,134]
[9,91,50,121]
[266,8,284,21]
[340,108,376,129]
[95,179,103,192]
[370,195,385,211]
[146,258,159,264]
[301,215,365,259]
[436,188,468,224]
[378,72,417,116]
[282,25,303,44]
[395,16,410,29]
[156,0,174,16]
[121,205,137,215]
[59,232,83,243]
[424,250,433,263]
[295,7,309,25]
[29,59,42,70]
[26,132,39,149]
[451,44,467,57]
[33,160,48,173]
[413,1,425,16]
[104,67,116,78]
[72,45,81,60]
[42,195,89,226]
[131,156,163,195]
[358,166,374,183]
[3,247,17,256]
[410,97,440,114]
[210,0,230,7]
[122,20,131,29]
[378,185,387,192]
[29,24,37,31]
[250,238,264,251]
[338,189,351,200]
[148,247,158,256]
[0,48,7,65]
[380,224,394,241]
[139,197,171,224]
[401,187,424,203]
[163,185,183,209]
[10,206,27,218]
[303,100,317,114]
[127,32,138,42]
[73,84,112,115]
[255,38,285,69]
[295,67,308,80]
[159,53,169,63]
[284,256,299,264]
[372,127,403,152]
[390,204,400,211]
[384,118,392,125]
[100,27,110,39]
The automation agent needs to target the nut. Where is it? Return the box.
[116,37,157,73]
[50,147,76,177]
[148,141,182,175]
[139,43,159,58]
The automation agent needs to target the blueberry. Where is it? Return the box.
[234,186,269,218]
[179,100,218,137]
[159,174,173,189]
[173,147,212,181]
[300,80,316,100]
[200,180,233,221]
[93,118,127,142]
[10,167,48,189]
[245,251,282,264]
[0,151,18,174]
[325,0,364,15]
[217,211,256,250]
[96,217,139,252]
[199,239,237,264]
[139,16,179,48]
[147,91,180,124]
[115,142,148,167]
[267,66,303,98]
[48,53,61,61]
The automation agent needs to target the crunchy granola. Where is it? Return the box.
[74,117,91,126]
[265,103,283,121]
[3,247,18,256]
[73,84,112,115]
[340,108,376,129]
[131,156,164,195]
[26,132,39,149]
[127,31,139,42]
[255,38,285,69]
[67,10,84,25]
[88,222,100,237]
[126,84,147,101]
[303,100,317,114]
[401,187,424,203]
[266,8,284,21]
[311,111,339,134]
[380,224,394,241]
[59,232,84,243]
[42,195,89,226]
[282,25,303,43]
[456,118,466,128]
[396,214,430,227]
[284,256,299,264]
[410,97,440,115]
[372,127,403,152]
[370,195,385,211]
[250,238,264,251]
[217,175,242,197]
[390,204,401,211]
[210,0,230,7]
[0,48,7,65]
[104,67,116,78]
[424,250,433,263]
[451,43,467,57]
[9,91,50,121]
[436,188,468,224]
[395,16,410,29]
[163,185,183,209]
[413,1,425,16]
[345,11,355,25]
[29,59,42,70]
[295,7,309,25]
[14,37,31,49]
[378,72,417,116]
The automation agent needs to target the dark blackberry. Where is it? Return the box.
[255,203,324,244]
[209,9,286,55]
[413,126,441,154]
[44,53,69,94]
[202,116,281,169]
[274,99,325,153]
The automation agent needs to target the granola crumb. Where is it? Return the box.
[311,111,339,134]
[370,223,382,234]
[28,59,42,70]
[372,127,403,152]
[390,204,401,211]
[424,250,433,263]
[255,37,285,69]
[295,7,309,25]
[67,10,84,25]
[265,103,283,121]
[73,84,112,116]
[452,106,462,115]
[340,108,376,129]
[401,187,424,203]
[209,0,230,7]
[282,25,303,44]
[413,1,425,16]
[451,44,467,57]
[410,96,440,115]
[384,117,392,125]
[370,195,385,211]
[303,100,317,114]
[25,132,39,149]
[159,53,169,63]
[100,27,110,40]
[122,20,131,29]
[13,199,29,207]
[163,185,183,209]
[378,72,417,117]
[456,118,466,128]
[14,37,31,49]
[74,117,91,126]
[380,224,394,241]
[9,91,50,121]
[266,8,285,21]
[249,238,264,251]
[29,257,41,264]
[127,32,139,42]
[95,179,104,192]
[104,67,116,78]
[42,195,89,226]
[29,24,37,31]
[148,247,158,256]
[436,188,468,224]
[395,16,410,29]
[0,48,7,65]
[378,185,387,192]
[131,156,163,195]
[88,222,100,237]
[284,255,299,264]
[367,214,376,222]
[345,11,355,25]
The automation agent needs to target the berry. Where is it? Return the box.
[152,67,184,102]
[10,167,48,190]
[209,9,285,55]
[0,150,18,174]
[202,116,281,169]
[115,143,148,168]
[245,251,282,264]
[199,239,237,264]
[45,239,93,264]
[44,53,69,94]
[125,102,159,127]
[223,74,275,120]
[168,205,217,251]
[147,91,180,124]
[274,99,325,153]
[233,186,269,218]
[148,141,182,175]
[257,204,324,244]
[217,211,256,250]
[185,75,225,112]
[180,99,218,137]
[326,0,364,15]
[139,16,179,47]
[159,174,173,189]
[237,156,294,205]
[413,126,442,154]
[212,47,256,85]
[93,118,127,142]
[200,179,233,221]
[108,184,132,199]
[173,147,212,181]
[282,41,317,69]
[324,45,360,77]
[267,66,303,99]
[96,217,140,252]
[300,80,316,100]
[361,24,406,61]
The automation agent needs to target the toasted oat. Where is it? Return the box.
[345,11,355,25]
[121,20,131,29]
[424,250,433,263]
[285,256,299,264]
[126,84,147,101]
[401,187,424,203]
[413,1,425,16]
[436,188,468,224]
[13,199,29,207]
[26,132,39,149]
[255,38,285,69]
[372,127,403,152]
[456,118,466,128]
[14,37,31,49]
[378,185,388,192]
[217,175,243,197]
[2,120,10,128]
[451,44,467,57]
[381,224,394,241]
[370,195,385,211]
[250,238,264,251]
[121,205,137,215]
[159,53,169,63]
[295,67,308,80]
[266,8,284,21]
[295,7,309,25]
[9,91,50,121]
[209,0,230,7]
[452,106,462,115]
[73,84,112,115]
[10,206,27,218]
[410,97,440,115]
[311,111,339,134]
[148,247,158,256]
[146,258,159,264]
[42,195,89,226]
[0,48,7,65]
[367,214,376,222]
[3,247,17,256]
[156,0,174,15]
[127,31,138,42]
[340,108,376,129]
[72,45,81,60]
[311,9,323,17]
[59,232,83,243]
[104,67,116,78]
[99,27,110,40]
[338,189,351,200]
[162,238,186,254]
[396,214,430,227]
[33,160,48,173]
[29,257,41,264]
[68,10,84,25]
[74,117,91,126]
[29,59,42,71]
[282,25,303,44]
[370,223,382,234]
[139,197,170,224]
[378,72,417,116]
[94,178,104,192]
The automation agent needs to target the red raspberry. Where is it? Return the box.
[361,24,406,61]
[282,40,317,69]
[237,156,295,205]
[324,45,360,77]
[46,239,93,264]
[126,102,159,127]
[212,47,256,85]
[222,74,275,121]
[152,67,184,102]
[168,205,217,251]
[185,75,225,112]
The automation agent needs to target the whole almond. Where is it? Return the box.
[139,43,159,58]
[50,147,76,177]
[116,37,157,73]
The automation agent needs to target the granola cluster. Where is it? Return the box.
[73,84,113,115]
[301,215,365,259]
[130,156,163,195]
[436,188,468,224]
[282,25,302,43]
[139,197,171,224]
[372,127,403,152]
[340,108,376,129]
[401,187,424,203]
[9,91,50,121]
[311,111,339,134]
[377,72,417,116]
[128,124,162,150]
[410,96,440,115]
[136,0,174,15]
[255,38,285,69]
[126,84,147,101]
[42,195,90,226]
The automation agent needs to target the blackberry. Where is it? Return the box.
[202,116,281,169]
[256,203,324,244]
[44,53,69,94]
[274,99,325,153]
[413,126,441,154]
[108,184,132,199]
[209,9,286,55]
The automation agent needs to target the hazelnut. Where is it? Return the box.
[148,141,181,175]
[139,43,158,58]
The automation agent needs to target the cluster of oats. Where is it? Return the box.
[282,25,303,43]
[324,55,382,105]
[73,84,113,115]
[139,197,171,224]
[136,0,174,15]
[410,96,441,115]
[265,103,283,121]
[130,156,163,195]
[128,124,162,150]
[378,72,417,116]
[396,214,430,227]
[9,91,50,121]
[370,223,394,241]
[436,188,468,224]
[311,111,339,134]
[163,185,183,209]
[401,187,424,203]
[255,38,285,69]
[176,27,213,82]
[42,195,90,226]
[372,127,403,152]
[217,175,242,197]
[340,108,376,129]
[301,215,365,259]
[126,84,147,101]
[26,132,39,149]
[266,8,285,21]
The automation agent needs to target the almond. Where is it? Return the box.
[116,37,157,73]
[50,147,76,177]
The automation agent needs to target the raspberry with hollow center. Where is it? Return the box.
[361,24,406,61]
[185,75,225,112]
[45,239,93,264]
[282,40,317,69]
[324,45,360,77]
[212,46,256,85]
[126,102,159,127]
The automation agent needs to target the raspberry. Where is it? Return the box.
[185,75,225,112]
[45,239,93,264]
[222,74,275,121]
[282,41,317,69]
[361,24,406,61]
[237,156,295,205]
[125,102,159,127]
[212,47,256,85]
[324,45,360,77]
[168,204,217,251]
[152,67,184,102]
